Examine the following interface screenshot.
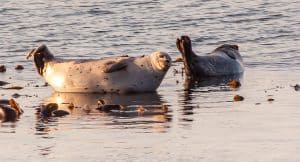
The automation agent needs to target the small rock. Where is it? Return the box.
[52,110,70,117]
[293,84,300,91]
[68,103,74,110]
[15,65,24,70]
[120,54,129,57]
[41,103,58,117]
[267,98,274,102]
[0,65,6,73]
[0,81,9,86]
[0,99,10,105]
[233,95,244,101]
[42,82,49,87]
[12,93,21,98]
[3,86,24,90]
[229,80,241,88]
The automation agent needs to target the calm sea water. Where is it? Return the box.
[0,0,299,161]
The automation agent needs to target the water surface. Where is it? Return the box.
[0,0,299,161]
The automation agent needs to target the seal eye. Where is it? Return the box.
[159,54,165,59]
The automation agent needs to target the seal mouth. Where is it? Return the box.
[153,52,171,71]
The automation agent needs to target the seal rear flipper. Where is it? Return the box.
[176,36,196,77]
[103,61,127,73]
[26,45,55,76]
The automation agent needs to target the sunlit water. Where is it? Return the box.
[0,0,299,161]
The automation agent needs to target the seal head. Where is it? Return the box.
[150,51,171,72]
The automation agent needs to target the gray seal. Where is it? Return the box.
[176,36,244,79]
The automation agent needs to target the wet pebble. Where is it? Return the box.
[229,80,241,88]
[0,99,23,122]
[12,93,21,98]
[52,110,70,117]
[0,81,9,86]
[68,103,74,110]
[40,103,58,117]
[233,95,244,101]
[0,65,6,73]
[3,86,24,90]
[293,84,299,91]
[15,65,24,70]
[268,98,275,102]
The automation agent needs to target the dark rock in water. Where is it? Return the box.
[0,99,23,122]
[0,65,6,73]
[68,103,74,110]
[229,80,241,88]
[0,81,9,86]
[0,106,18,122]
[15,65,24,70]
[12,93,21,98]
[53,110,70,117]
[97,104,124,112]
[233,95,244,101]
[3,86,24,90]
[0,99,10,105]
[293,84,300,91]
[41,103,58,117]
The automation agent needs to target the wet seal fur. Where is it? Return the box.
[176,36,244,79]
[26,45,171,93]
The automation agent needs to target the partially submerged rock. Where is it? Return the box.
[0,99,23,122]
[3,86,24,90]
[293,84,299,91]
[15,65,24,70]
[229,80,241,88]
[233,95,244,101]
[0,81,9,86]
[37,103,69,118]
[0,65,6,73]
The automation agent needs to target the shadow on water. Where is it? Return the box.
[178,74,243,123]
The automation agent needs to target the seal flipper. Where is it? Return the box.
[26,45,55,76]
[176,36,196,77]
[103,61,127,73]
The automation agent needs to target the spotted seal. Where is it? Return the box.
[26,45,171,93]
[176,36,244,79]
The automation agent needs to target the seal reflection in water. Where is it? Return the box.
[176,36,244,79]
[44,92,170,118]
[26,45,171,93]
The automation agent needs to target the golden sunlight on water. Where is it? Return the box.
[0,0,299,161]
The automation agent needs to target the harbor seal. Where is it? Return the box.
[26,45,171,93]
[176,36,244,79]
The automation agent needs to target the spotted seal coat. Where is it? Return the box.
[27,45,171,93]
